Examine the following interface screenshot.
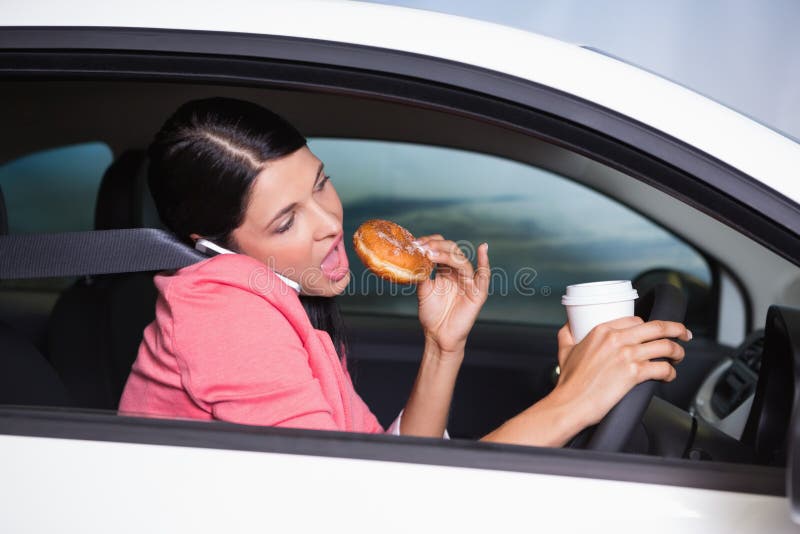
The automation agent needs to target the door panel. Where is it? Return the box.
[0,433,793,533]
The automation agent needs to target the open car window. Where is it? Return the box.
[0,78,791,448]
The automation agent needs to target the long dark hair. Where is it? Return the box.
[147,97,349,360]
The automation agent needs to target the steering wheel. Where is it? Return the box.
[575,283,688,451]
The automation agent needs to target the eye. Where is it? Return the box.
[315,174,332,192]
[276,214,295,234]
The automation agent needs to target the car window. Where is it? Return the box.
[308,138,712,327]
[0,142,112,234]
[0,142,113,291]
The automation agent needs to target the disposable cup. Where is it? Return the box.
[561,281,639,343]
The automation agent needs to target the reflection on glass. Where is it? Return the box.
[309,138,710,326]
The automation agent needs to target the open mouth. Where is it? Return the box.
[320,234,350,281]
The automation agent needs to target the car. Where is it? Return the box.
[1,1,800,531]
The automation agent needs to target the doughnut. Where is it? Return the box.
[353,219,434,284]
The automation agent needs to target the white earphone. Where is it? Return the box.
[194,238,301,293]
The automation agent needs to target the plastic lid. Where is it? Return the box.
[561,280,639,306]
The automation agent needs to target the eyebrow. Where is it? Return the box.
[265,162,325,229]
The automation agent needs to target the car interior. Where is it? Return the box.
[1,80,799,464]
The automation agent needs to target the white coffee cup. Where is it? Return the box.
[561,280,639,343]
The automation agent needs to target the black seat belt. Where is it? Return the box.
[0,228,206,279]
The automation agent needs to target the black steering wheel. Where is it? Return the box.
[575,283,688,451]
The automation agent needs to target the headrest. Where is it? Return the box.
[94,150,165,231]
[0,184,7,236]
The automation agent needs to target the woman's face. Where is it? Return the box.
[228,146,350,296]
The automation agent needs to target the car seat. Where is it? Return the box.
[45,150,162,409]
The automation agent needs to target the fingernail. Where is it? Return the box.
[428,250,439,258]
[411,240,420,245]
[687,329,693,341]
[483,242,489,251]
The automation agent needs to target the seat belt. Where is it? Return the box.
[0,228,206,280]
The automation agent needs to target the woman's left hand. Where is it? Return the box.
[415,236,491,359]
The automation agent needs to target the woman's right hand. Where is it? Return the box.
[551,316,692,429]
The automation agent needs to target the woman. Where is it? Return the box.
[119,97,691,445]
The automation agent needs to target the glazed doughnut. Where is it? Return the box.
[353,219,434,284]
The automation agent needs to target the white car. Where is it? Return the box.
[1,1,800,532]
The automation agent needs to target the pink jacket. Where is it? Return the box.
[119,253,384,433]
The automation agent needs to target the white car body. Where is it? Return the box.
[1,1,799,532]
[1,434,792,533]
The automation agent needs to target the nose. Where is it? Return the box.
[309,198,342,240]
